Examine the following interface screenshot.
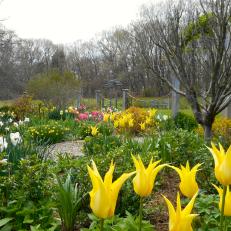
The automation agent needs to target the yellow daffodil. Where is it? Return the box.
[170,161,201,198]
[91,126,98,136]
[132,155,166,197]
[140,122,146,131]
[87,160,134,219]
[213,184,231,216]
[163,192,198,231]
[103,113,110,122]
[208,142,231,186]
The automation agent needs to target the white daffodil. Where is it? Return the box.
[10,132,22,146]
[5,127,9,131]
[19,120,24,125]
[163,115,169,121]
[8,118,13,123]
[13,122,18,128]
[0,137,8,152]
[24,117,30,123]
[0,121,3,127]
[0,159,7,165]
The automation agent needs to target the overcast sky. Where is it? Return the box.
[0,0,157,44]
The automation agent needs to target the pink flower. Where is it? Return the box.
[79,113,89,120]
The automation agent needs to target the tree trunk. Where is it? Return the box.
[204,124,212,143]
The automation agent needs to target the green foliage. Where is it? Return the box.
[182,13,214,49]
[27,121,69,144]
[0,155,59,230]
[194,192,231,231]
[83,134,121,155]
[83,212,154,231]
[27,69,80,108]
[174,112,198,131]
[56,173,84,231]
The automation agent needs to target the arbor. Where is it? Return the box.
[27,69,80,108]
[137,0,231,140]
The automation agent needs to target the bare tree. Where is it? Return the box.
[137,0,231,140]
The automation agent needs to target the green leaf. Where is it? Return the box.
[0,218,13,228]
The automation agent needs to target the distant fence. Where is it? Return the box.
[76,89,179,114]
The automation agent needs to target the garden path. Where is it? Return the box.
[49,140,85,157]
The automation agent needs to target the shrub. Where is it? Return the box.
[27,69,80,108]
[83,134,121,155]
[27,121,69,144]
[106,107,157,134]
[174,112,198,131]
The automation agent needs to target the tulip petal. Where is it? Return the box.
[183,191,198,215]
[104,161,115,188]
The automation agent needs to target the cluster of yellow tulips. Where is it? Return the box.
[87,142,231,231]
[103,108,157,133]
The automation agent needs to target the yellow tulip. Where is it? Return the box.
[132,155,166,197]
[103,113,110,122]
[91,126,98,136]
[119,117,126,128]
[114,120,119,128]
[128,119,134,128]
[170,161,201,198]
[208,142,231,186]
[145,116,152,125]
[87,160,134,219]
[213,184,231,216]
[149,108,157,117]
[163,192,198,231]
[140,122,146,131]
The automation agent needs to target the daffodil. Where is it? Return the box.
[91,126,98,136]
[208,142,231,186]
[163,192,198,231]
[170,162,201,198]
[213,184,231,216]
[132,155,166,197]
[87,160,134,219]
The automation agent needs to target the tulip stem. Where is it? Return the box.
[220,185,227,231]
[100,218,104,231]
[139,197,143,231]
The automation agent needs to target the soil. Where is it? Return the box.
[146,171,179,231]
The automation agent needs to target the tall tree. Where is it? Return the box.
[137,0,231,140]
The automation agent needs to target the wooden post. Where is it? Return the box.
[76,91,81,108]
[222,103,231,118]
[101,96,104,109]
[122,89,129,111]
[95,90,101,109]
[172,76,180,118]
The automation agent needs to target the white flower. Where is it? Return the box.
[8,118,13,123]
[5,127,9,131]
[13,122,18,128]
[19,120,24,125]
[10,132,22,146]
[65,109,68,113]
[0,137,8,152]
[24,117,30,123]
[0,121,3,127]
[0,158,7,165]
[60,110,63,115]
[163,115,169,121]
